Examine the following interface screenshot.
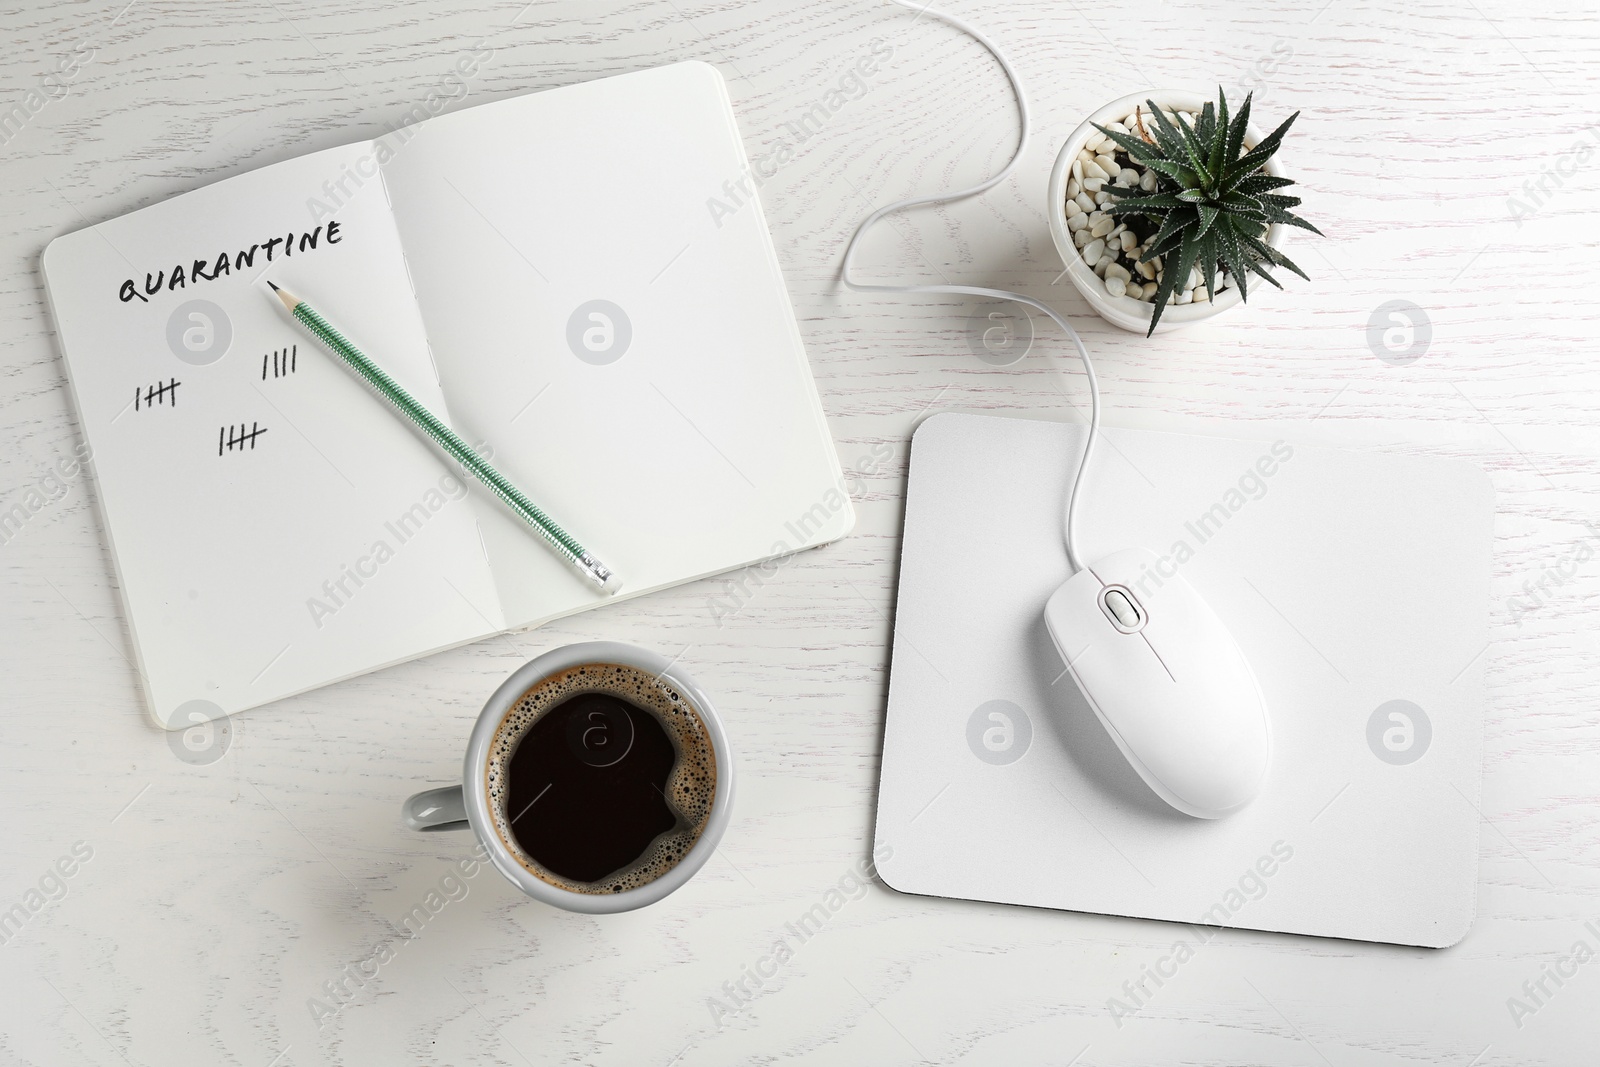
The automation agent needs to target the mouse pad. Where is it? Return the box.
[873,412,1491,947]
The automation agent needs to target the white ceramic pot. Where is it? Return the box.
[1047,89,1287,335]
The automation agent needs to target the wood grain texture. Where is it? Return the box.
[3,0,1599,1063]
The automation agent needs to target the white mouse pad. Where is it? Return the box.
[873,412,1491,947]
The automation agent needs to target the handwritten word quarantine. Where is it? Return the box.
[118,221,344,305]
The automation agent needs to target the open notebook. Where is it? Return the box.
[43,62,851,729]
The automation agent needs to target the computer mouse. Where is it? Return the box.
[1043,548,1271,819]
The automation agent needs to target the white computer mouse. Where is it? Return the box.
[1043,547,1271,819]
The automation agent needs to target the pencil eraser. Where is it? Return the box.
[602,574,623,596]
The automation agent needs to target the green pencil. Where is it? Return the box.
[268,282,620,596]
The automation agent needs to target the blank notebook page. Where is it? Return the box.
[382,61,851,629]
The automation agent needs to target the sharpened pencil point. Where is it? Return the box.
[268,284,299,312]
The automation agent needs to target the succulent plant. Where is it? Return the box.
[1092,89,1320,334]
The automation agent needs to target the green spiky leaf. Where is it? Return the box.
[1147,226,1204,333]
[1092,123,1159,162]
[1220,191,1268,220]
[1171,110,1214,188]
[1106,191,1191,214]
[1208,89,1230,181]
[1222,111,1298,186]
[1260,205,1324,235]
[1225,93,1252,166]
[1143,102,1190,162]
[1200,230,1219,302]
[1234,173,1296,195]
[1225,249,1250,302]
[1136,156,1198,186]
[1244,257,1286,289]
[1242,233,1310,280]
[1212,219,1243,280]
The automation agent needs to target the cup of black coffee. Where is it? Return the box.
[403,642,735,913]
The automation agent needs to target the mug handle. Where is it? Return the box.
[403,785,469,832]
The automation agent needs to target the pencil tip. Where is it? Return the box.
[269,283,299,312]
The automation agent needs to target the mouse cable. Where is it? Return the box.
[841,0,1100,574]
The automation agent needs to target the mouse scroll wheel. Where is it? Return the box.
[1103,589,1142,629]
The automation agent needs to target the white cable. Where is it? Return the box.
[842,0,1100,573]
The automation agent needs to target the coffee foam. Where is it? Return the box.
[485,662,717,894]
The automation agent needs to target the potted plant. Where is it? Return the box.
[1046,88,1319,335]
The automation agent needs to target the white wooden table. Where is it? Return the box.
[3,1,1597,1063]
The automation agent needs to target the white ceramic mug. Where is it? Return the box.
[403,641,736,914]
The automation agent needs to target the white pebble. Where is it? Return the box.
[1119,230,1137,252]
[1072,159,1083,181]
[1082,159,1109,181]
[1065,198,1082,218]
[1193,285,1209,303]
[1067,178,1080,199]
[1083,238,1105,265]
[1090,216,1115,238]
[1140,170,1158,192]
[1082,177,1104,193]
[1073,228,1091,249]
[1105,262,1131,283]
[1067,211,1088,231]
[1085,132,1106,152]
[1074,192,1095,213]
[1143,282,1160,299]
[1188,267,1204,289]
[1118,168,1140,185]
[1136,258,1156,279]
[1094,191,1110,205]
[1104,276,1127,298]
[1176,290,1194,304]
[1094,257,1110,277]
[1096,153,1119,175]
